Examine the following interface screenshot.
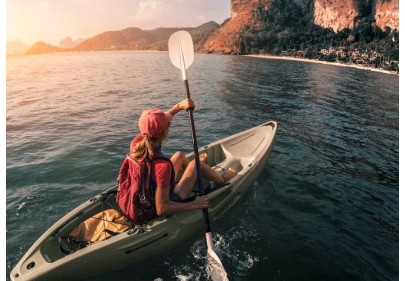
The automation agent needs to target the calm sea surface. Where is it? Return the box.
[6,51,399,281]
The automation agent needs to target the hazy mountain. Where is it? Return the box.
[6,40,30,56]
[73,21,219,51]
[59,37,85,49]
[22,21,219,55]
[25,41,62,55]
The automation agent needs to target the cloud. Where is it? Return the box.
[127,0,174,29]
[125,0,229,29]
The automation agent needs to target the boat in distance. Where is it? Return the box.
[10,120,278,281]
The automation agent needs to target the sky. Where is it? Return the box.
[6,0,231,46]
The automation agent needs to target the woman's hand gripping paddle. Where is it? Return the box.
[168,31,225,269]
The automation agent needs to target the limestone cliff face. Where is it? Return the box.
[203,0,264,54]
[313,0,399,32]
[375,0,399,31]
[201,0,399,54]
[313,0,358,32]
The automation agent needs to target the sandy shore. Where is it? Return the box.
[244,54,398,75]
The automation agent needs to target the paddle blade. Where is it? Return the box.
[206,233,228,280]
[206,232,223,266]
[168,31,194,75]
[208,248,223,266]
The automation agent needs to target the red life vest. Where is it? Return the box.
[116,156,174,223]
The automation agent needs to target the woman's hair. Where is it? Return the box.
[129,135,158,161]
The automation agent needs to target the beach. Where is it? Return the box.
[244,54,398,75]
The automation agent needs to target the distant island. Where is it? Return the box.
[7,0,399,73]
[6,21,220,56]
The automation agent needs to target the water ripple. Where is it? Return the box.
[6,52,398,281]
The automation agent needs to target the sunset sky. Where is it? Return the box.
[6,0,230,46]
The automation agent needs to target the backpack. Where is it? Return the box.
[116,155,174,224]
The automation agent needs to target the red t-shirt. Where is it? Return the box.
[130,134,172,191]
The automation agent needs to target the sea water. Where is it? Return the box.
[6,51,399,281]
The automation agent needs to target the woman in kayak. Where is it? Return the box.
[128,98,236,216]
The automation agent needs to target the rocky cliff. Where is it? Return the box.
[374,0,399,31]
[314,0,399,32]
[313,0,358,32]
[203,0,264,54]
[201,0,399,54]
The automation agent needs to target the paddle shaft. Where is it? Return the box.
[183,79,212,233]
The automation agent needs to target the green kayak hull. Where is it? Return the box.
[10,120,278,281]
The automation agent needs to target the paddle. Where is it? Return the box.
[168,31,224,267]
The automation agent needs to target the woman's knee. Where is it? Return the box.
[171,151,183,160]
[171,151,186,166]
[186,159,196,171]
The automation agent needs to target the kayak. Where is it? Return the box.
[10,120,278,281]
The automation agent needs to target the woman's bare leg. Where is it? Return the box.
[174,156,237,199]
[171,152,208,182]
[170,151,190,182]
[200,162,237,185]
[174,159,197,199]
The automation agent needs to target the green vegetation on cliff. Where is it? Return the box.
[239,0,399,71]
